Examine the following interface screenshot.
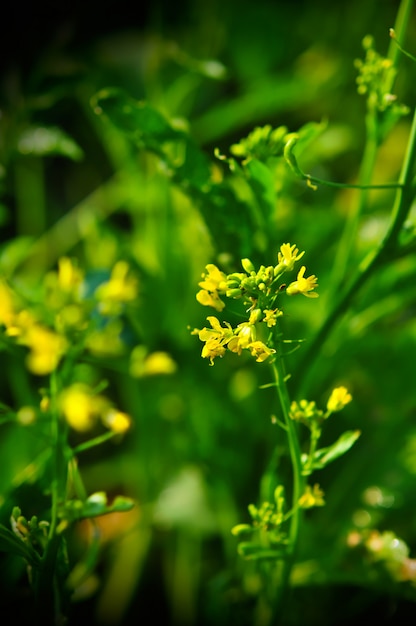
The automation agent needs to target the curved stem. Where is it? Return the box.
[293,105,416,396]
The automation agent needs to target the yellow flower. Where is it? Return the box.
[277,243,305,271]
[57,257,83,292]
[21,322,67,375]
[59,384,108,432]
[102,409,131,434]
[228,322,256,355]
[286,266,319,298]
[247,341,276,363]
[299,484,325,508]
[196,288,225,311]
[95,261,138,315]
[130,347,177,377]
[197,316,234,365]
[201,338,227,365]
[0,281,17,329]
[196,264,227,311]
[262,308,282,328]
[198,316,233,344]
[327,386,352,413]
[198,264,227,293]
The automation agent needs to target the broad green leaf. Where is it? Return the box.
[91,89,211,188]
[311,430,361,471]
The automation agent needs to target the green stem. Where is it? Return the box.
[329,112,379,293]
[387,0,415,70]
[257,351,304,624]
[293,105,416,396]
[34,371,68,625]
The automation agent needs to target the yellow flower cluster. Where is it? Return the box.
[58,383,131,434]
[0,283,67,375]
[0,257,140,376]
[194,244,318,366]
[195,316,275,365]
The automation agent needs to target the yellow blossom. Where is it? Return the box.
[201,338,227,365]
[0,281,17,329]
[286,266,319,298]
[102,409,131,434]
[59,384,109,432]
[298,484,325,508]
[130,347,177,377]
[95,261,138,315]
[198,316,233,344]
[277,243,305,271]
[327,386,352,413]
[263,308,282,328]
[196,264,227,311]
[57,257,83,292]
[228,323,256,355]
[196,289,225,311]
[21,323,67,375]
[247,341,276,363]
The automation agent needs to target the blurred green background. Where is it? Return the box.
[1,1,416,624]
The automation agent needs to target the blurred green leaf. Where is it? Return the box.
[17,126,84,161]
[310,430,361,471]
[0,523,41,567]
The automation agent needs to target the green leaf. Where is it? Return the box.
[237,541,287,560]
[311,430,361,471]
[0,523,41,567]
[17,126,84,161]
[59,492,135,524]
[245,158,276,223]
[91,88,211,189]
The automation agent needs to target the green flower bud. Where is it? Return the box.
[241,258,255,274]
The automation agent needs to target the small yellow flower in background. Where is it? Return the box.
[277,243,305,271]
[130,346,177,377]
[102,409,131,434]
[57,257,83,292]
[196,263,227,312]
[95,261,138,316]
[0,281,17,329]
[22,323,67,376]
[247,341,276,363]
[327,386,352,413]
[59,384,109,432]
[299,484,325,508]
[141,351,177,376]
[85,320,125,357]
[286,266,319,298]
[17,406,36,426]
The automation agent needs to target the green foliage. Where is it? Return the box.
[1,1,416,625]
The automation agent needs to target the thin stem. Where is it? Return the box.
[329,112,379,294]
[293,105,416,396]
[258,351,304,624]
[34,370,68,626]
[387,0,415,70]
